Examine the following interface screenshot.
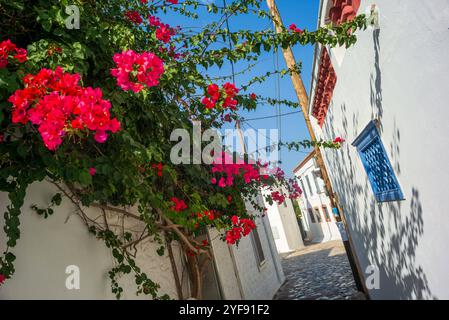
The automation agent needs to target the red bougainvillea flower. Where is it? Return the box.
[201,82,239,110]
[8,67,120,150]
[225,227,242,244]
[271,191,286,205]
[207,84,220,101]
[250,93,257,100]
[151,162,164,177]
[155,23,175,43]
[289,23,304,34]
[201,97,215,109]
[0,274,6,285]
[148,15,176,43]
[0,134,4,143]
[0,39,27,68]
[14,48,27,62]
[288,181,303,199]
[125,10,143,24]
[47,46,62,57]
[171,197,187,212]
[222,113,232,122]
[223,97,237,109]
[333,136,345,144]
[149,16,161,27]
[226,215,256,244]
[89,167,96,176]
[167,0,178,4]
[223,82,239,98]
[111,50,164,93]
[197,210,215,221]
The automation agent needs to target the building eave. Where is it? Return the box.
[292,149,316,174]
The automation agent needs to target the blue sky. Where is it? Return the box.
[165,0,320,176]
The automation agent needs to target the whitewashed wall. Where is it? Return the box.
[0,181,183,299]
[208,195,285,300]
[0,181,284,300]
[312,0,449,299]
[263,188,304,253]
[232,214,284,300]
[294,158,341,242]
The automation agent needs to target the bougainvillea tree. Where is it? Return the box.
[0,0,366,298]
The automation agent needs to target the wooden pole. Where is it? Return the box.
[265,0,369,296]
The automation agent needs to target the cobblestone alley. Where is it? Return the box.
[274,240,363,300]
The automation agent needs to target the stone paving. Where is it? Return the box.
[274,240,362,300]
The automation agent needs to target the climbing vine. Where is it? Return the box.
[0,0,365,298]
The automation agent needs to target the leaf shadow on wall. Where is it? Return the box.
[370,29,383,132]
[321,35,435,299]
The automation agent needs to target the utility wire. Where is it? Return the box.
[241,110,301,122]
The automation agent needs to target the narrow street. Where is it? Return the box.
[274,241,363,300]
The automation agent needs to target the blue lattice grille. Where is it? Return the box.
[352,121,404,202]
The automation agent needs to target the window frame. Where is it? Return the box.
[352,120,405,202]
[308,208,316,223]
[313,207,322,223]
[322,205,331,222]
[305,174,314,196]
[250,226,266,268]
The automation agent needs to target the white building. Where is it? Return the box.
[293,150,341,243]
[262,187,304,253]
[309,0,449,299]
[0,181,283,299]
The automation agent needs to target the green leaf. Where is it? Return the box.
[78,170,92,186]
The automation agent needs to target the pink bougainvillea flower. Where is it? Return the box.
[111,50,164,93]
[8,66,120,150]
[0,274,6,284]
[94,131,108,143]
[89,167,96,176]
[218,177,227,188]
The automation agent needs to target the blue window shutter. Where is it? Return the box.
[352,121,404,202]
